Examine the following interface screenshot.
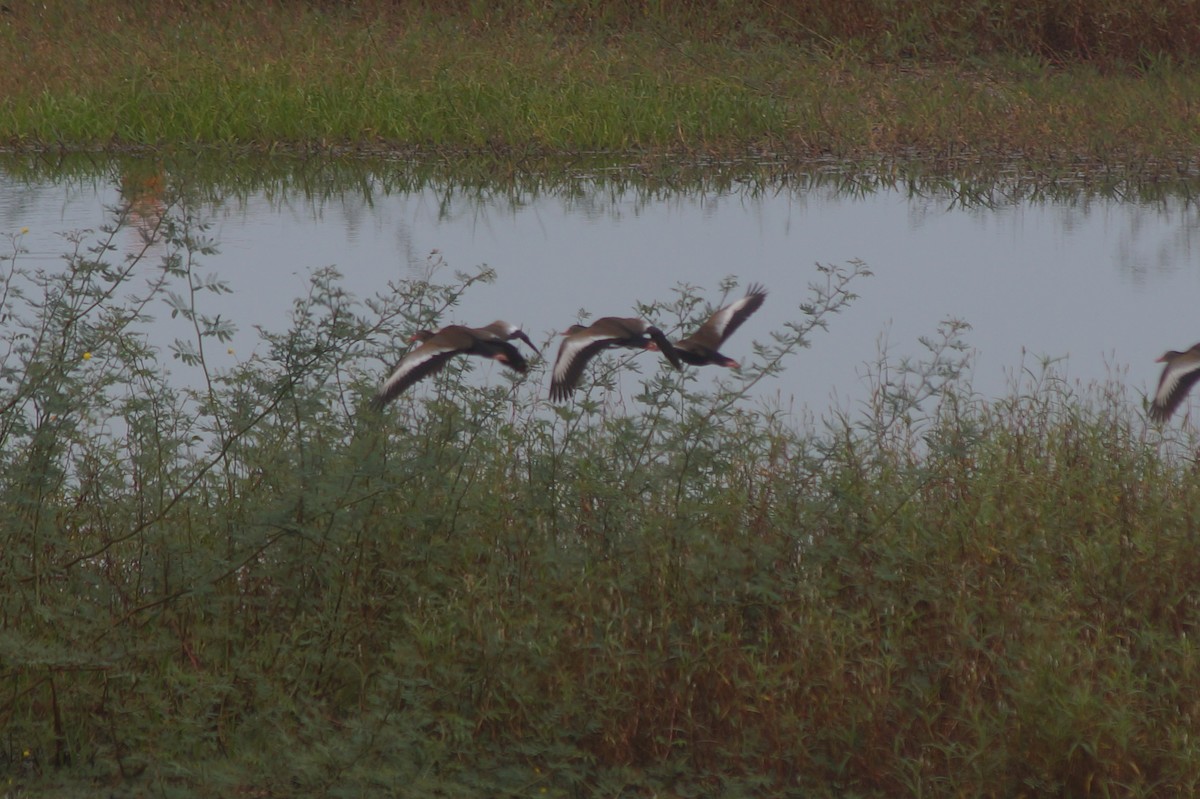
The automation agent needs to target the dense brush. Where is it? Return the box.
[2,201,1199,795]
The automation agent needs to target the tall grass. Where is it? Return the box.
[3,199,1200,797]
[4,2,1200,157]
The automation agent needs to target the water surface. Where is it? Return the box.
[2,156,1197,420]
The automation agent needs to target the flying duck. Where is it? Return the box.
[1150,343,1200,422]
[370,322,535,409]
[476,319,540,354]
[549,316,683,401]
[673,283,767,368]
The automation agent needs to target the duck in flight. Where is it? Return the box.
[1150,342,1200,422]
[673,283,767,368]
[370,321,537,409]
[549,317,682,401]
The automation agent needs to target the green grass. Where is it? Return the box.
[3,196,1200,797]
[3,1,1200,159]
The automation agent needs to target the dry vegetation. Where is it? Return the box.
[1,1,1200,159]
[2,198,1200,797]
[5,3,1200,796]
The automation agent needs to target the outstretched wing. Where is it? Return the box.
[1151,356,1200,422]
[685,283,767,350]
[549,332,615,401]
[370,342,459,410]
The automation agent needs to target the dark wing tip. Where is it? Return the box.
[1148,393,1179,423]
[549,336,608,401]
[739,287,767,317]
[549,371,577,401]
[368,387,398,412]
[1150,364,1200,423]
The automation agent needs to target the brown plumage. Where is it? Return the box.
[475,320,540,355]
[674,283,767,368]
[549,316,683,402]
[370,322,534,409]
[1150,343,1200,422]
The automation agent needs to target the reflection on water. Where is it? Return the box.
[117,160,167,244]
[2,153,1199,418]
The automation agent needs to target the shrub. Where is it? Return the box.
[3,199,1199,796]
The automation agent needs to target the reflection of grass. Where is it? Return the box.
[2,2,1200,158]
[4,201,1200,796]
[10,148,1200,213]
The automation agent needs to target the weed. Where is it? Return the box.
[3,2,1200,157]
[3,196,1200,796]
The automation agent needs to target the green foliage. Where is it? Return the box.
[3,201,1200,797]
[4,2,1200,157]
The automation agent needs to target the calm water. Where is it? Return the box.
[2,157,1198,419]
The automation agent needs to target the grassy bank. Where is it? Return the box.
[3,1,1200,160]
[3,200,1200,797]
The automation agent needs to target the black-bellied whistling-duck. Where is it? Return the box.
[370,322,534,409]
[1150,343,1200,422]
[549,317,683,401]
[673,283,767,368]
[476,319,540,354]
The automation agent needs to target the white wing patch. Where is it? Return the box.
[552,332,610,384]
[1157,364,1189,404]
[378,343,453,397]
[1151,353,1200,420]
[707,298,747,338]
[1156,366,1183,402]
